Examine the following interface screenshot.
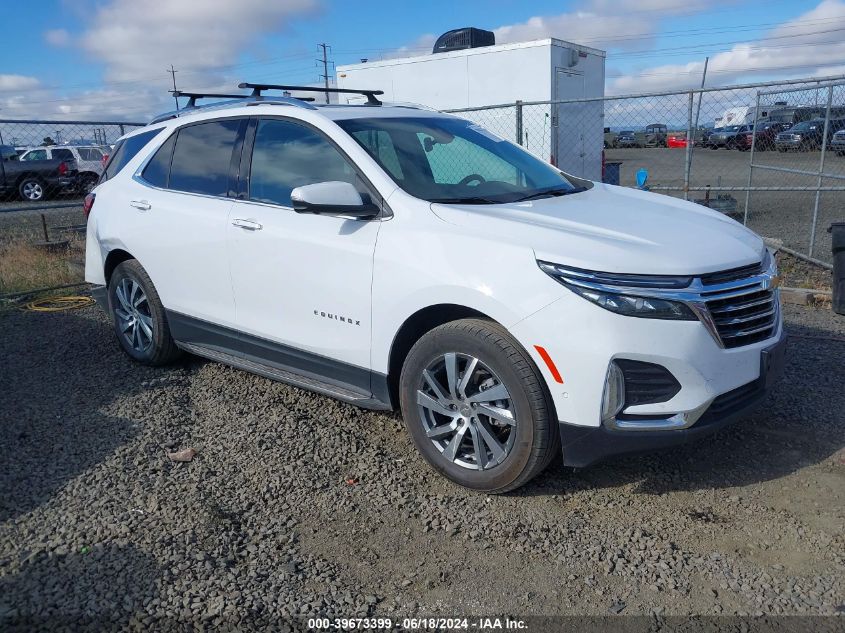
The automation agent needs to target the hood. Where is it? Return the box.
[430,183,765,275]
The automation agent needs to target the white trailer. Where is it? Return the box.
[336,38,606,180]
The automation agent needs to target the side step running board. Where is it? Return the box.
[177,341,391,411]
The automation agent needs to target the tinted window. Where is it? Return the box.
[52,148,74,162]
[77,148,103,161]
[337,117,579,204]
[249,119,364,207]
[350,129,404,180]
[142,134,176,188]
[21,149,48,161]
[169,119,241,196]
[104,128,163,181]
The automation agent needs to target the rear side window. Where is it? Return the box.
[103,128,163,181]
[52,148,74,162]
[141,134,176,189]
[77,147,103,161]
[169,119,241,197]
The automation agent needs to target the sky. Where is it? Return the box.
[1,0,844,120]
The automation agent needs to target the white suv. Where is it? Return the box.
[85,85,785,493]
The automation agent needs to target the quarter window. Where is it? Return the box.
[249,119,365,207]
[103,128,163,181]
[52,148,74,162]
[78,148,103,161]
[142,134,176,189]
[168,119,242,197]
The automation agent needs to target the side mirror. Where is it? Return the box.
[290,181,379,219]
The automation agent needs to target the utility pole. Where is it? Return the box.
[318,43,332,104]
[167,64,179,110]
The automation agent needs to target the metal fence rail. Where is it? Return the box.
[446,74,845,265]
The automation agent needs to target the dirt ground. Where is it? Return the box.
[0,298,843,631]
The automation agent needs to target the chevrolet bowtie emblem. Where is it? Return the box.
[771,275,782,289]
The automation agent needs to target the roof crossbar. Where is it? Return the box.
[172,90,316,108]
[238,82,384,105]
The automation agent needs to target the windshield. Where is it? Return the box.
[336,116,582,204]
[721,126,741,132]
[790,120,820,132]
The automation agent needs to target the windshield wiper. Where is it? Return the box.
[514,187,586,202]
[432,196,502,205]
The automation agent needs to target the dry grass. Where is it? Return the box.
[0,236,84,296]
[776,251,832,292]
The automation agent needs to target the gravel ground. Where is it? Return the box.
[0,301,843,631]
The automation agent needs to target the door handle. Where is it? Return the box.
[129,200,151,211]
[231,218,263,231]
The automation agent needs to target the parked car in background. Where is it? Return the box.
[18,144,106,193]
[666,133,690,148]
[615,130,639,148]
[603,127,618,149]
[832,128,845,156]
[0,145,78,201]
[774,118,845,151]
[739,121,790,151]
[708,124,752,149]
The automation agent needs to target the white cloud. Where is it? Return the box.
[493,12,654,52]
[80,0,318,82]
[0,74,40,91]
[44,28,71,47]
[609,0,845,94]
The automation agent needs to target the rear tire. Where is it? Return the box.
[108,260,181,366]
[399,319,560,494]
[19,177,45,201]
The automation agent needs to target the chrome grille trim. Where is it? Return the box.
[541,252,780,349]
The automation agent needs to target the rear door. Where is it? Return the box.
[226,116,381,393]
[120,118,246,336]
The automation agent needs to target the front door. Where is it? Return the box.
[227,117,381,395]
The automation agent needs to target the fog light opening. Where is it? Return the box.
[601,361,626,422]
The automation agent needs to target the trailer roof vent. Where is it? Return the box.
[433,28,495,54]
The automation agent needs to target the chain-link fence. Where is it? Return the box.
[0,119,144,211]
[447,75,845,265]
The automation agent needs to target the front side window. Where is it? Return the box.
[169,119,242,196]
[249,118,365,207]
[336,116,582,204]
[21,149,48,161]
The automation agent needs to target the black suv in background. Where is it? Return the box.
[707,124,752,149]
[775,118,845,151]
[739,121,790,151]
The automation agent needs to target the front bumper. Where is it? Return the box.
[557,332,786,467]
[775,138,804,150]
[831,140,845,152]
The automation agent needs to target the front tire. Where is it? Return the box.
[399,319,559,494]
[108,260,181,366]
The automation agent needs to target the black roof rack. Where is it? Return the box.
[171,90,315,108]
[238,82,384,105]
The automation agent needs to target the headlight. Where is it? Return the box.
[567,284,697,319]
[538,261,697,321]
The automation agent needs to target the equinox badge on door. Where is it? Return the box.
[314,309,360,326]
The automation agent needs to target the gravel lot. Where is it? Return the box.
[0,300,843,630]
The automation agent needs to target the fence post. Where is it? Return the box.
[119,124,125,136]
[515,100,523,146]
[743,91,761,226]
[683,91,694,201]
[810,84,834,258]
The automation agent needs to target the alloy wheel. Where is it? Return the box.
[114,278,153,352]
[416,353,517,471]
[22,181,44,201]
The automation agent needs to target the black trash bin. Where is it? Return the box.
[603,161,623,186]
[831,221,845,315]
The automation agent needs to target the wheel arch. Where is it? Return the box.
[104,249,136,286]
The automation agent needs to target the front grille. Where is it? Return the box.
[704,284,778,348]
[700,262,763,286]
